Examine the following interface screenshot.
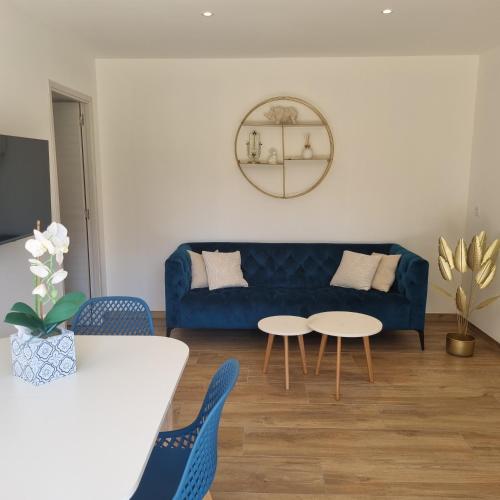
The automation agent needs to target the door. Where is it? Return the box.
[52,102,91,297]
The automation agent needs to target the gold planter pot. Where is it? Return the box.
[446,332,475,357]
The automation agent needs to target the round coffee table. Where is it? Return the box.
[308,311,382,400]
[257,315,312,390]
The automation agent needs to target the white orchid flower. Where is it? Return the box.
[46,222,67,239]
[34,229,55,255]
[32,283,48,298]
[25,238,46,258]
[44,223,70,260]
[30,264,50,278]
[50,269,68,284]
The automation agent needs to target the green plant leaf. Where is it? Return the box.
[43,292,86,328]
[10,302,39,319]
[4,312,45,332]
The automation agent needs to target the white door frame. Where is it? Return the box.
[48,80,105,297]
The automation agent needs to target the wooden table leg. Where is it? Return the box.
[284,336,290,390]
[263,334,274,374]
[298,335,308,374]
[363,336,374,383]
[336,336,342,401]
[315,334,328,375]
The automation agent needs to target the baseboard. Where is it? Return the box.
[425,313,456,321]
[151,310,500,348]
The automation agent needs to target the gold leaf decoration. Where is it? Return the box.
[482,239,500,265]
[479,263,496,289]
[476,260,493,288]
[455,286,467,314]
[439,256,453,281]
[477,230,487,251]
[474,295,500,311]
[438,237,455,269]
[432,284,453,298]
[454,238,468,273]
[467,235,483,271]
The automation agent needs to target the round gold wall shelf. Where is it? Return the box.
[235,96,334,199]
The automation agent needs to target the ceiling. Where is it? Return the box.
[9,0,500,58]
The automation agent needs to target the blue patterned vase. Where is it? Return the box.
[10,326,77,386]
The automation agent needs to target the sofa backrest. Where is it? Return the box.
[187,242,393,288]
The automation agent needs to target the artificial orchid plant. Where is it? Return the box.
[4,222,85,338]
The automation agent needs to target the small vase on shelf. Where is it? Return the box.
[267,148,278,165]
[302,133,313,159]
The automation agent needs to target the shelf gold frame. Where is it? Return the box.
[234,96,334,199]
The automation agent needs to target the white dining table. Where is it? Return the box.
[0,335,189,500]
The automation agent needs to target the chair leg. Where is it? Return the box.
[417,329,425,351]
[297,335,308,374]
[203,491,213,500]
[166,327,173,337]
[336,336,342,401]
[363,336,374,383]
[315,334,328,375]
[284,336,290,391]
[263,334,275,374]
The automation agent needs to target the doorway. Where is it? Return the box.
[50,84,102,298]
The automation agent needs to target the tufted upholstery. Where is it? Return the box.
[165,242,428,333]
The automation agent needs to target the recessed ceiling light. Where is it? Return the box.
[382,8,393,14]
[202,11,214,17]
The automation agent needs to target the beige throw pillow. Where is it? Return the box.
[188,250,211,289]
[371,253,401,292]
[202,251,248,291]
[330,251,382,291]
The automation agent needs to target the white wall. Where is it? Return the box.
[466,46,500,341]
[0,3,97,337]
[96,56,478,312]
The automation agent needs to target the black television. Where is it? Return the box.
[0,134,51,244]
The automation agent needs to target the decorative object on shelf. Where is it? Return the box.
[235,96,334,199]
[435,231,499,357]
[264,105,298,125]
[246,129,262,163]
[267,147,279,165]
[302,133,313,159]
[4,222,85,385]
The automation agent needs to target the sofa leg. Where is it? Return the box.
[166,327,173,338]
[417,329,425,351]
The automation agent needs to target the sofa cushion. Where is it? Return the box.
[188,242,393,288]
[178,286,411,331]
[202,250,248,290]
[330,250,382,290]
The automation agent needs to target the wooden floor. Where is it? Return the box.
[155,317,500,499]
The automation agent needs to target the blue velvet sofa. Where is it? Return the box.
[165,242,429,349]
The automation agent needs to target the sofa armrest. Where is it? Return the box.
[165,244,192,328]
[390,244,429,330]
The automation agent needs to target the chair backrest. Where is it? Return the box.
[72,296,155,336]
[174,359,240,500]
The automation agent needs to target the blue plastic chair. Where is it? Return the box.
[132,359,240,500]
[72,296,155,336]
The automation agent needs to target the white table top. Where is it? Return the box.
[308,311,382,338]
[0,335,189,500]
[258,315,312,336]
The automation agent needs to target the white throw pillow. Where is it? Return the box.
[330,251,382,291]
[188,250,210,289]
[371,253,401,292]
[202,251,249,291]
